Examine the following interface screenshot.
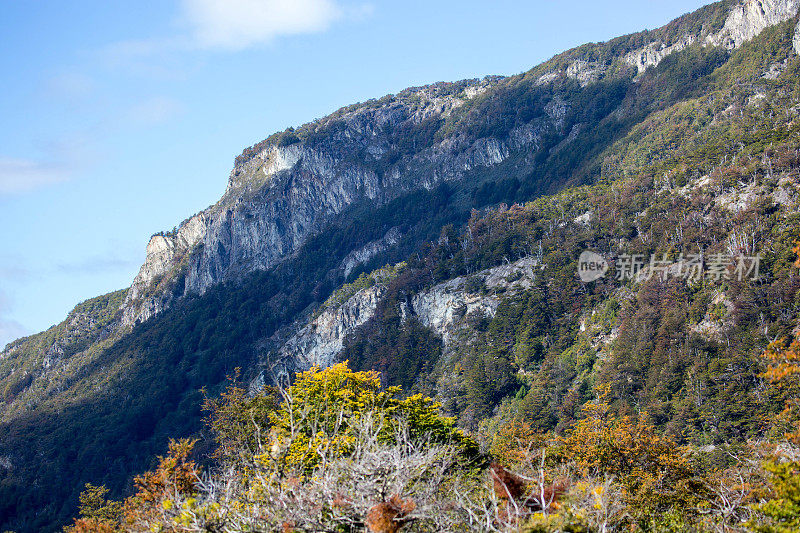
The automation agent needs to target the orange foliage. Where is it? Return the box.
[560,397,693,511]
[490,462,526,501]
[65,517,119,532]
[761,337,800,445]
[122,438,199,525]
[762,337,800,384]
[489,420,547,467]
[365,494,416,533]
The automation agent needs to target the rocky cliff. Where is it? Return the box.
[259,256,541,390]
[120,76,562,326]
[119,0,800,330]
[115,0,800,382]
[706,0,800,48]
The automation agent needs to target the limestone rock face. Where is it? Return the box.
[119,78,559,327]
[793,17,800,53]
[553,0,800,89]
[183,143,383,297]
[341,227,402,278]
[565,60,604,87]
[258,256,540,387]
[275,283,387,373]
[706,0,800,49]
[410,256,539,345]
[122,212,209,325]
[623,0,800,74]
[624,35,695,74]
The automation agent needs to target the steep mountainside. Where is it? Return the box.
[3,1,800,530]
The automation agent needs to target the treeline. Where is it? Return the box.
[66,356,800,532]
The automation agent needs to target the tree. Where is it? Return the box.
[111,363,482,532]
[266,361,478,472]
[751,315,800,532]
[762,337,800,387]
[121,438,199,529]
[751,460,800,533]
[63,484,122,533]
[559,395,695,517]
[201,371,280,467]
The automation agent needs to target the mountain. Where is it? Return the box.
[4,0,800,530]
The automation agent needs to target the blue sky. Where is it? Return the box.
[0,0,712,348]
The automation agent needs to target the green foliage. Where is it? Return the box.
[201,373,280,467]
[751,460,800,533]
[523,511,590,533]
[0,288,128,407]
[76,484,121,525]
[267,362,477,471]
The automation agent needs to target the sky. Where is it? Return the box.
[0,0,713,348]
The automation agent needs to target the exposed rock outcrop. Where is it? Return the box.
[706,0,800,49]
[624,35,695,74]
[122,212,208,325]
[544,0,800,90]
[341,227,402,278]
[565,60,605,87]
[410,256,539,344]
[794,16,800,53]
[119,79,561,327]
[268,283,387,381]
[253,255,540,392]
[623,0,800,75]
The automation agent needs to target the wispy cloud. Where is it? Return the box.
[0,157,70,196]
[45,72,96,101]
[0,290,29,350]
[97,37,193,80]
[0,253,137,349]
[0,263,37,282]
[0,315,31,350]
[0,254,139,280]
[102,37,186,60]
[100,0,365,60]
[56,256,139,275]
[183,0,343,50]
[126,96,184,126]
[0,317,28,351]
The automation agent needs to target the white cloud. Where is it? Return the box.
[0,158,69,195]
[98,1,370,62]
[183,0,343,50]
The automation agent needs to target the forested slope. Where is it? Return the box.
[4,1,800,530]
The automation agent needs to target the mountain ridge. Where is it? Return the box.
[112,0,800,331]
